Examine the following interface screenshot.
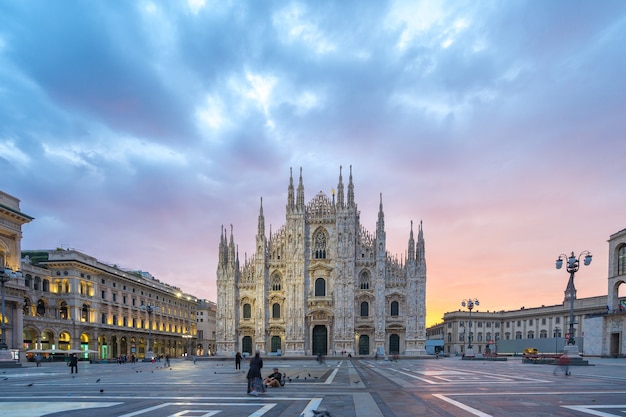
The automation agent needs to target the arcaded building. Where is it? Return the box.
[216,167,427,357]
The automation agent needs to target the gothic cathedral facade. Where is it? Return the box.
[216,167,427,357]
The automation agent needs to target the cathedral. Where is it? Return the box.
[216,167,427,357]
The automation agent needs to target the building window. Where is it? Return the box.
[539,330,547,338]
[43,279,50,292]
[505,332,511,340]
[243,303,252,319]
[506,322,510,328]
[486,322,491,328]
[112,294,117,302]
[272,303,280,319]
[529,319,533,325]
[477,322,482,328]
[34,277,40,291]
[271,273,282,291]
[618,245,626,275]
[517,320,521,326]
[101,291,106,299]
[527,331,534,339]
[555,317,561,324]
[390,301,399,316]
[101,313,106,324]
[313,230,327,259]
[359,270,370,290]
[314,278,326,297]
[447,333,452,342]
[515,332,522,339]
[477,332,483,341]
[360,301,369,317]
[542,318,546,325]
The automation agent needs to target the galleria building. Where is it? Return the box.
[216,167,427,357]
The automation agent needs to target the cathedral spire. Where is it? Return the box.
[336,165,345,208]
[228,224,236,267]
[296,167,305,210]
[407,220,415,262]
[257,197,265,237]
[347,165,355,208]
[377,193,385,234]
[287,167,295,212]
[416,220,425,264]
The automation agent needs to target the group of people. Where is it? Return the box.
[238,351,283,396]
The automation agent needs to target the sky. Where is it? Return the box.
[1,1,625,327]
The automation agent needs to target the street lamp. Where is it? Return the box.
[555,251,592,351]
[182,332,193,358]
[461,298,479,354]
[1,266,22,350]
[554,326,561,354]
[140,304,160,360]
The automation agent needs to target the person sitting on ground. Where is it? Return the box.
[263,367,283,387]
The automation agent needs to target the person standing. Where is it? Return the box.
[69,354,78,374]
[35,354,42,367]
[246,351,265,396]
[235,352,242,371]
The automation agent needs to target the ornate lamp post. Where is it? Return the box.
[556,251,592,356]
[461,298,479,356]
[1,266,22,350]
[140,304,160,360]
[554,326,561,354]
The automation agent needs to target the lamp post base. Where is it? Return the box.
[563,345,580,358]
[142,351,156,362]
[465,347,476,357]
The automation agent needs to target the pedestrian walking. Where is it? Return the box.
[246,351,265,396]
[35,354,42,367]
[235,351,242,371]
[69,354,78,374]
[553,355,571,376]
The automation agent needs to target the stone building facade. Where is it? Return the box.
[20,249,198,360]
[216,167,427,357]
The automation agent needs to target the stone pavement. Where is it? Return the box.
[1,356,626,416]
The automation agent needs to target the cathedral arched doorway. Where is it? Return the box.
[312,325,327,355]
[270,336,281,353]
[242,336,253,355]
[389,334,400,355]
[358,335,369,355]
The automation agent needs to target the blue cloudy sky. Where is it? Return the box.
[1,1,625,325]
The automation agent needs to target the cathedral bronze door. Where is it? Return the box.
[358,335,369,355]
[312,325,327,355]
[389,334,400,355]
[242,336,253,355]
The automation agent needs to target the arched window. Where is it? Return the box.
[360,301,369,317]
[539,330,547,338]
[313,230,327,259]
[359,270,370,290]
[515,331,522,339]
[60,301,68,320]
[23,298,31,316]
[618,245,626,276]
[81,304,90,322]
[24,274,31,288]
[527,331,534,339]
[270,273,282,291]
[243,303,252,319]
[34,277,41,291]
[36,299,46,317]
[272,303,281,319]
[57,281,63,293]
[314,278,326,297]
[390,301,399,316]
[43,279,50,292]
